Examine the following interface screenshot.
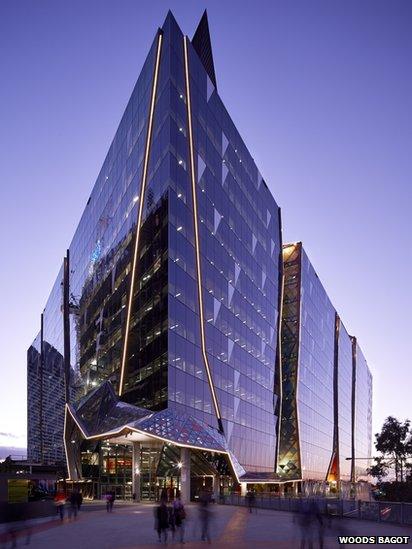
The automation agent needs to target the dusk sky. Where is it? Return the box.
[0,0,411,452]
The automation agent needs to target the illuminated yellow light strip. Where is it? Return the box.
[183,36,222,424]
[275,272,285,474]
[295,244,303,476]
[119,32,163,396]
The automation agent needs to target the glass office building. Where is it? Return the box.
[27,12,372,499]
[278,243,372,495]
[27,11,282,499]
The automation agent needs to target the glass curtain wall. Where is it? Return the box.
[298,248,335,481]
[354,343,373,480]
[337,321,353,482]
[159,14,282,473]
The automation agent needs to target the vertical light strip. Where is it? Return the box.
[275,271,285,473]
[183,36,222,426]
[119,31,163,396]
[295,244,303,477]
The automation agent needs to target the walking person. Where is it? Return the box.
[155,499,169,544]
[310,500,324,549]
[173,494,186,544]
[69,490,79,520]
[76,490,83,512]
[199,490,211,543]
[168,500,176,542]
[106,491,115,513]
[294,499,315,549]
[54,490,66,522]
[248,490,257,514]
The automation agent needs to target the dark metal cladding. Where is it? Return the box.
[191,10,217,89]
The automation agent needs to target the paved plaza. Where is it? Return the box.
[1,503,411,548]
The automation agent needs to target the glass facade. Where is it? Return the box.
[354,341,372,481]
[298,248,335,481]
[27,333,42,462]
[166,20,281,472]
[337,320,353,481]
[27,272,66,465]
[278,244,335,482]
[278,243,372,492]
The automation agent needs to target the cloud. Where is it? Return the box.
[0,446,27,460]
[0,432,21,439]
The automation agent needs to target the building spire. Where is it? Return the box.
[192,10,217,90]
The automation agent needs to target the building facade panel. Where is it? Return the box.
[354,342,372,481]
[337,321,353,481]
[298,248,335,481]
[27,271,66,465]
[68,33,160,404]
[186,36,281,472]
[27,332,42,463]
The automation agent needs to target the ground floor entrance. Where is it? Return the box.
[73,438,236,502]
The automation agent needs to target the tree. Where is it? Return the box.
[368,416,412,482]
[367,457,389,482]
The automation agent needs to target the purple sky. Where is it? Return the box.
[0,0,411,451]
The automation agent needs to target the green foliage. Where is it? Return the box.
[367,457,388,482]
[373,481,412,503]
[368,416,412,483]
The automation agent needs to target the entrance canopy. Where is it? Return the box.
[64,381,245,481]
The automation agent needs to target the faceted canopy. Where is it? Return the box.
[68,381,236,457]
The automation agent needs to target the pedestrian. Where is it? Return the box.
[199,490,211,543]
[173,493,186,544]
[246,490,251,511]
[155,499,169,544]
[69,491,78,520]
[110,490,116,512]
[54,490,66,521]
[252,490,257,513]
[76,490,83,511]
[310,500,324,549]
[248,490,257,513]
[168,500,176,541]
[106,491,115,513]
[294,499,315,548]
